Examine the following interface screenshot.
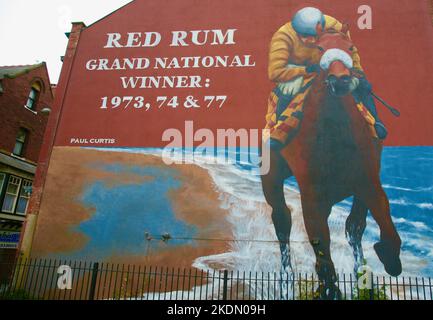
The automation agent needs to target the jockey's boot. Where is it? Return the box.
[269,138,285,153]
[374,120,388,140]
[363,92,388,140]
[269,139,287,169]
[354,77,388,140]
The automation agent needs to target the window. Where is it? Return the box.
[0,175,32,215]
[25,82,41,110]
[13,128,28,157]
[0,174,5,193]
[1,176,22,213]
[16,180,32,215]
[26,88,38,110]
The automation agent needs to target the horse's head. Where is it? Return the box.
[315,24,359,97]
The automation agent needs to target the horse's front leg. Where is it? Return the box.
[361,184,402,276]
[261,149,294,274]
[272,205,293,272]
[301,196,341,300]
[261,148,294,300]
[346,196,368,274]
[262,179,293,273]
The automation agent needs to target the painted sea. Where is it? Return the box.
[77,146,433,278]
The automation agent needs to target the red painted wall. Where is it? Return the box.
[51,0,433,147]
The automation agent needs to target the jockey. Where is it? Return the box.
[266,7,387,152]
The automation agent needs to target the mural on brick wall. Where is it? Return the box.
[30,0,433,299]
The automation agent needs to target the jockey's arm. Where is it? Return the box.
[350,45,363,72]
[324,15,363,71]
[268,25,307,82]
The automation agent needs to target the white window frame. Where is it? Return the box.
[0,173,5,194]
[25,87,38,110]
[16,179,32,216]
[1,176,22,214]
[13,129,27,157]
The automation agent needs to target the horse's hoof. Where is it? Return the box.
[374,242,402,276]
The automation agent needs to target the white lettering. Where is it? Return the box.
[143,32,161,47]
[104,32,161,48]
[211,29,237,45]
[358,5,373,30]
[126,32,142,47]
[86,59,97,71]
[104,33,122,48]
[171,29,237,46]
[120,76,202,89]
[171,31,189,46]
[57,265,72,290]
[191,30,209,45]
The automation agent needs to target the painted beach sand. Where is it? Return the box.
[31,146,433,279]
[31,147,232,268]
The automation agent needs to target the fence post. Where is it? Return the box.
[8,256,26,297]
[369,273,374,301]
[222,270,228,300]
[2,256,20,299]
[88,262,99,300]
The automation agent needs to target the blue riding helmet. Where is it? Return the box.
[292,7,325,37]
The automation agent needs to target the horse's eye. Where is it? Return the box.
[317,46,325,52]
[349,46,354,51]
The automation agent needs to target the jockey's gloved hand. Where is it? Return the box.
[357,77,373,94]
[351,68,366,79]
[306,64,322,74]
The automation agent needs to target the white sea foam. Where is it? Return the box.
[383,184,433,192]
[157,149,428,277]
[418,203,433,210]
[90,147,432,283]
[390,198,433,210]
[390,198,410,206]
[394,218,431,232]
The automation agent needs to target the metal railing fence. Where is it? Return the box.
[1,258,432,300]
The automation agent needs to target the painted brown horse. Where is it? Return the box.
[261,28,402,299]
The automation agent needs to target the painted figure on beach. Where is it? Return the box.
[261,7,402,299]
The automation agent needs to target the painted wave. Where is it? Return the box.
[91,146,433,279]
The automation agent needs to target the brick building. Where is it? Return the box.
[0,63,54,270]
